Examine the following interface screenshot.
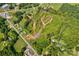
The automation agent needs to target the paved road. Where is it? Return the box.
[7,19,38,56]
[0,5,39,55]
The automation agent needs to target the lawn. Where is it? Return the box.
[14,37,26,52]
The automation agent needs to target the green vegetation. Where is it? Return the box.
[0,3,79,56]
[14,37,26,52]
[0,32,4,42]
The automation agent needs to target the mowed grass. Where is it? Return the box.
[31,14,64,54]
[14,38,26,52]
[42,14,63,35]
[52,4,63,11]
[61,16,79,47]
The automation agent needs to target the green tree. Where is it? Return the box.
[0,32,4,42]
[8,30,18,41]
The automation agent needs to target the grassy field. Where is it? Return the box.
[0,3,79,56]
[14,37,26,52]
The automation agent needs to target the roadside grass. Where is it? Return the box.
[14,37,26,52]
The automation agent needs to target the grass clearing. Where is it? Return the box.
[14,38,26,52]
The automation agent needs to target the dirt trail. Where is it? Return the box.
[25,15,53,40]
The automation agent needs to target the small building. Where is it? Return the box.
[24,46,35,56]
[0,12,10,19]
[1,4,9,10]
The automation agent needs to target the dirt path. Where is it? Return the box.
[25,15,53,40]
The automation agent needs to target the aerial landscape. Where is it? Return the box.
[0,3,79,56]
